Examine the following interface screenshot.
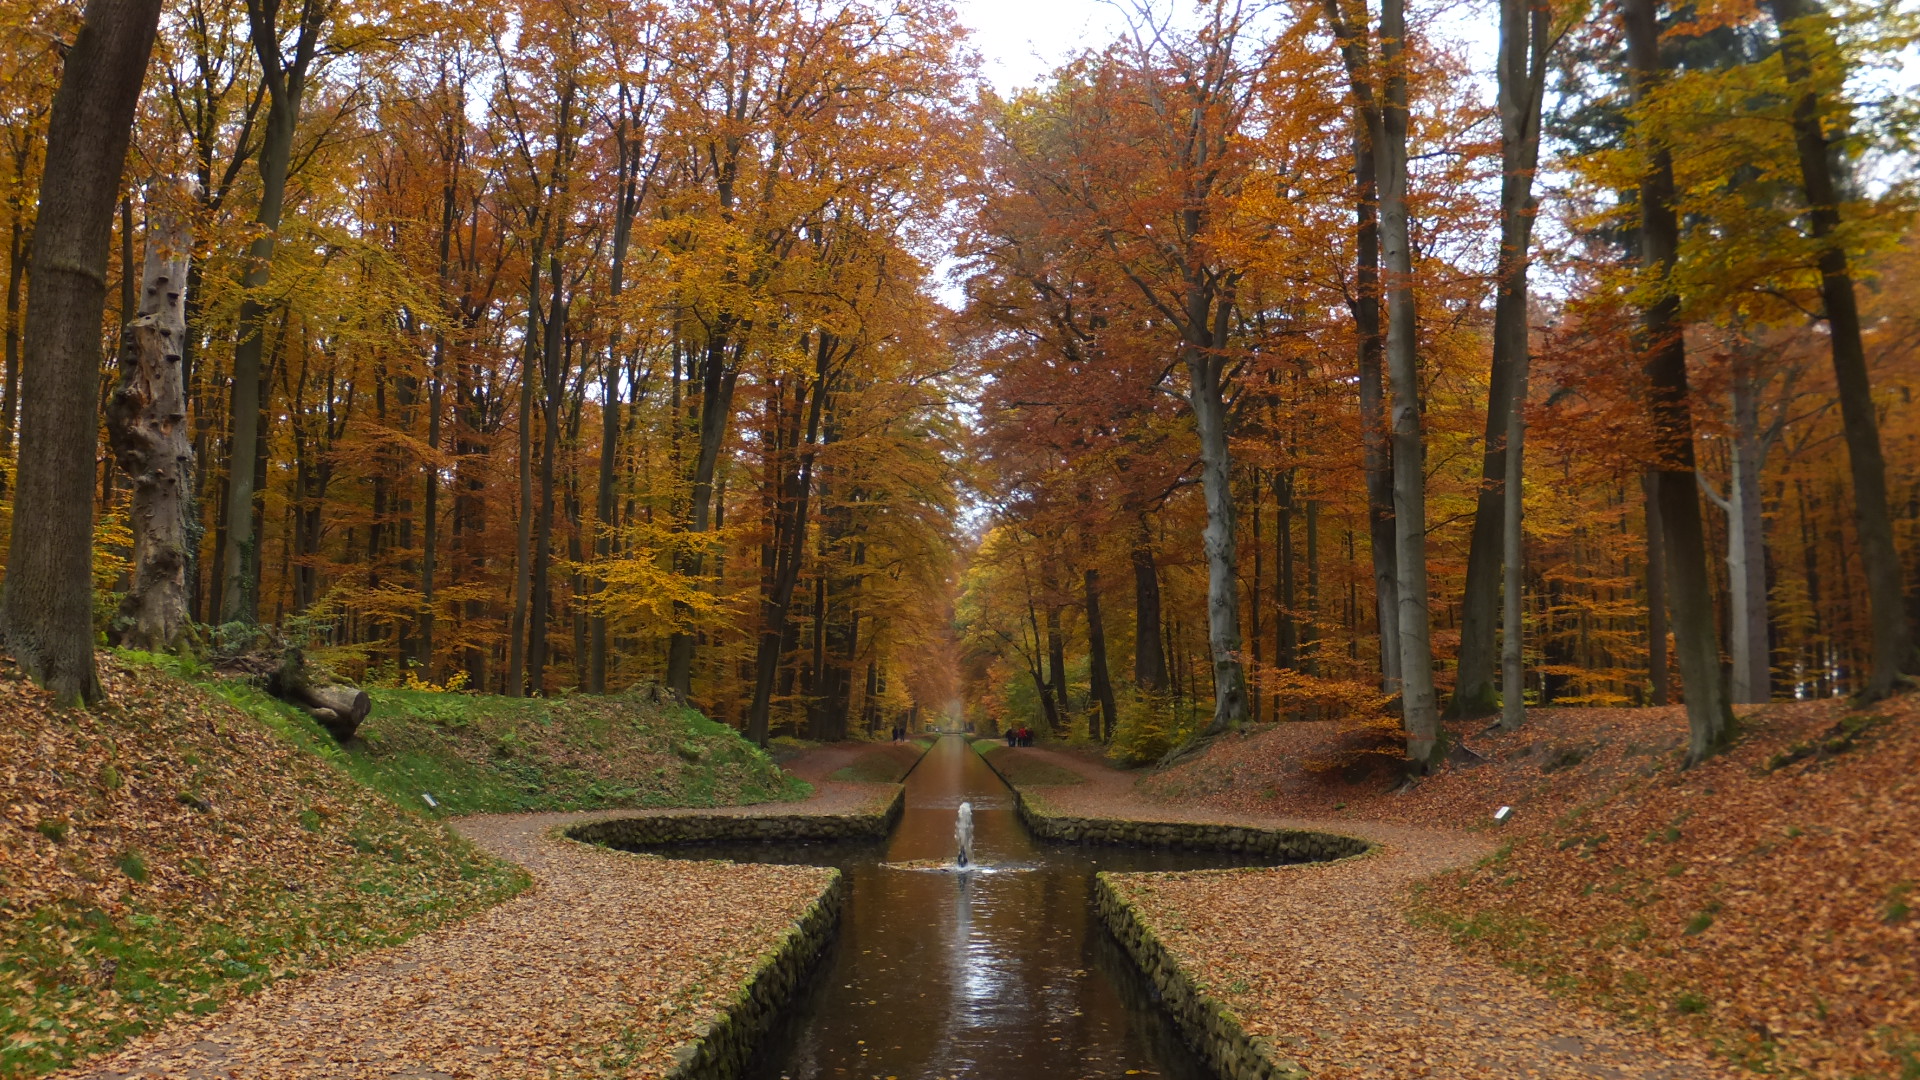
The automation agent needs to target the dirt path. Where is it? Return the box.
[65,785,887,1080]
[997,744,1737,1080]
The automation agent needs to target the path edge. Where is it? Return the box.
[662,869,849,1080]
[1096,872,1309,1080]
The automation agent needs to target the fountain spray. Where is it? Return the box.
[955,801,974,868]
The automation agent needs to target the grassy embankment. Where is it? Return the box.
[1,650,809,1076]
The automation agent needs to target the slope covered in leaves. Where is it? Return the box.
[1139,701,1919,1076]
[337,686,814,815]
[0,652,526,1076]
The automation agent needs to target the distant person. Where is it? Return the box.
[1004,727,1016,747]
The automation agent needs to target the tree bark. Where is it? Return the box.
[1319,0,1400,690]
[1624,0,1735,765]
[1644,470,1670,705]
[2,0,163,704]
[527,254,565,694]
[1456,0,1551,721]
[1085,567,1117,742]
[106,180,196,653]
[1499,296,1528,731]
[1379,0,1442,770]
[1191,346,1251,735]
[267,648,370,742]
[1131,515,1168,693]
[1768,0,1916,697]
[220,0,328,625]
[1701,352,1771,703]
[665,328,741,697]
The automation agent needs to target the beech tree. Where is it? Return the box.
[2,0,164,703]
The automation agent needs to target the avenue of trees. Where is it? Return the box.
[0,0,1915,763]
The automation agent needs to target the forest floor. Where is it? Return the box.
[54,747,906,1080]
[5,647,904,1079]
[1007,695,1919,1079]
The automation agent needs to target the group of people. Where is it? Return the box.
[1003,726,1035,747]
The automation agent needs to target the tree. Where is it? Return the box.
[106,180,197,653]
[1623,0,1734,764]
[1767,0,1916,698]
[219,0,336,625]
[2,0,165,703]
[1455,0,1556,721]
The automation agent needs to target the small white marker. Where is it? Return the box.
[421,792,439,809]
[1493,805,1513,824]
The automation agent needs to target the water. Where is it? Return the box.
[626,735,1286,1080]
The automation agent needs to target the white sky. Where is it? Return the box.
[952,0,1133,94]
[950,0,1502,96]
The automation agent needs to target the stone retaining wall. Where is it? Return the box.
[1097,874,1307,1080]
[565,785,905,849]
[664,871,848,1080]
[1001,784,1370,864]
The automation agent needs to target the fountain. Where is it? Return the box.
[955,800,974,868]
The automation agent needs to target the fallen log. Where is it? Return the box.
[266,647,370,742]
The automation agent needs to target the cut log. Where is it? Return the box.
[266,647,371,742]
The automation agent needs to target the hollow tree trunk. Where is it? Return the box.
[106,180,196,653]
[2,0,163,704]
[1625,0,1735,764]
[1768,0,1916,697]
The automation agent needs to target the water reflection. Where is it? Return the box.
[630,736,1266,1080]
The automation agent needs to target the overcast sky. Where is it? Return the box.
[951,0,1133,93]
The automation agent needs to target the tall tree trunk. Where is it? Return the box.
[1043,558,1068,733]
[748,340,828,747]
[1645,471,1670,705]
[507,284,539,697]
[665,329,741,697]
[1085,567,1117,742]
[106,180,196,653]
[1455,0,1552,720]
[1191,346,1251,736]
[1702,353,1771,703]
[1131,515,1168,693]
[528,254,564,694]
[1319,0,1400,689]
[1625,0,1735,764]
[1,133,31,480]
[1768,0,1916,696]
[221,0,326,625]
[1379,0,1441,770]
[3,0,162,703]
[1499,299,1529,731]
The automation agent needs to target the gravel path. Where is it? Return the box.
[64,782,888,1080]
[1003,745,1737,1080]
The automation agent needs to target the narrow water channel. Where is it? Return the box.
[642,735,1269,1080]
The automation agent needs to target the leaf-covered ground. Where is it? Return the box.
[993,741,1731,1079]
[62,752,897,1079]
[70,812,837,1079]
[1091,698,1918,1077]
[0,652,525,1077]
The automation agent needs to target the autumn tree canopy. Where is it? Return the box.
[0,0,1914,758]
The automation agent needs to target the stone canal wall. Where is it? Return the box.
[1096,873,1309,1080]
[664,870,849,1080]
